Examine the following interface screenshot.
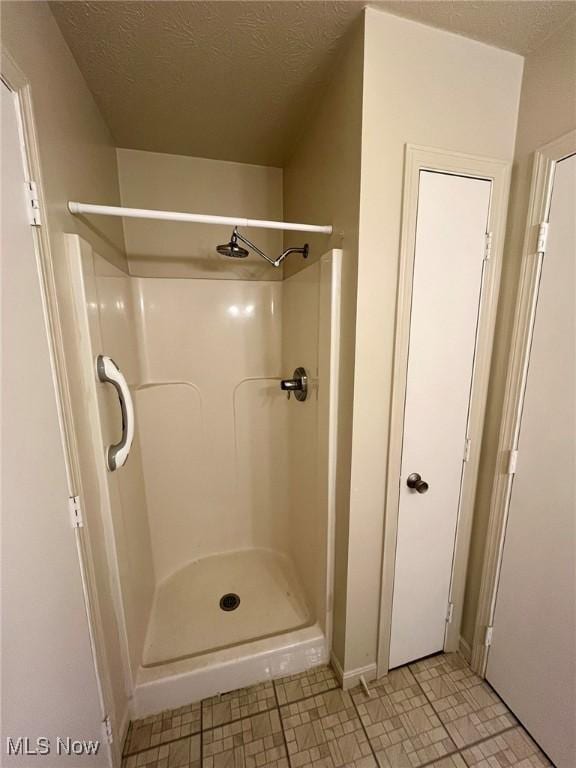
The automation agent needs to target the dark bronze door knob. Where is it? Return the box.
[407,473,429,494]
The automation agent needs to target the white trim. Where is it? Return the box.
[471,129,576,676]
[459,636,472,663]
[68,201,333,235]
[319,249,343,658]
[330,652,377,691]
[377,144,511,678]
[118,706,131,758]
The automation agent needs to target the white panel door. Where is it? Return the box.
[1,82,106,764]
[486,154,576,768]
[390,171,491,668]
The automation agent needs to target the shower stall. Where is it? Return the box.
[62,233,341,717]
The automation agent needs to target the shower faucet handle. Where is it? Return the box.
[280,367,308,402]
[280,378,302,391]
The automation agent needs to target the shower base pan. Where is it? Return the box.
[133,548,327,717]
[143,548,312,667]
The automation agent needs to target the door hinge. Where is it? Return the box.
[484,625,494,647]
[484,232,493,261]
[446,602,454,623]
[463,437,471,462]
[506,449,519,475]
[536,222,549,255]
[68,495,83,528]
[25,180,42,226]
[102,716,113,745]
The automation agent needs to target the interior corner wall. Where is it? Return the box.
[1,0,127,272]
[282,18,365,666]
[461,13,576,648]
[347,9,524,675]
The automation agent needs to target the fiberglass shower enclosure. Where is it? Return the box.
[62,234,341,716]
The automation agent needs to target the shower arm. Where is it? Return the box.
[234,228,308,268]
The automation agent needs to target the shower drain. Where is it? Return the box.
[219,593,241,612]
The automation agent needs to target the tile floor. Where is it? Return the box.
[122,653,552,768]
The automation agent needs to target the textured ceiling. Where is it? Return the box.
[50,1,576,166]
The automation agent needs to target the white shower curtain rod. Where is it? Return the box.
[67,201,333,235]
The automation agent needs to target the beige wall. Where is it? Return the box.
[116,148,283,279]
[283,19,364,664]
[1,1,126,271]
[345,9,523,674]
[462,14,576,647]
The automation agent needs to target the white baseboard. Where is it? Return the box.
[459,636,472,663]
[330,652,377,691]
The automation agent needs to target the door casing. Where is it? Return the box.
[377,145,511,678]
[471,129,576,677]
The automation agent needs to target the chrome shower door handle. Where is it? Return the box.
[96,355,135,471]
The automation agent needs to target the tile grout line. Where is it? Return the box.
[334,678,520,768]
[349,687,381,766]
[123,726,203,759]
[417,750,468,768]
[124,683,343,758]
[451,724,520,763]
[122,660,520,765]
[408,661,523,767]
[405,665,460,762]
[272,678,292,768]
[351,686,462,768]
[122,671,343,763]
[122,721,133,759]
[122,658,543,767]
[275,681,342,710]
[199,698,203,767]
[410,662,520,747]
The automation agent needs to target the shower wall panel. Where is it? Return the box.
[63,235,156,685]
[88,255,157,675]
[282,263,321,615]
[135,383,205,582]
[281,254,339,632]
[132,277,289,584]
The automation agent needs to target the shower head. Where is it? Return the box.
[217,227,308,267]
[216,229,249,259]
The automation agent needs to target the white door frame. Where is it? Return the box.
[2,48,119,766]
[471,129,576,676]
[377,145,511,678]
